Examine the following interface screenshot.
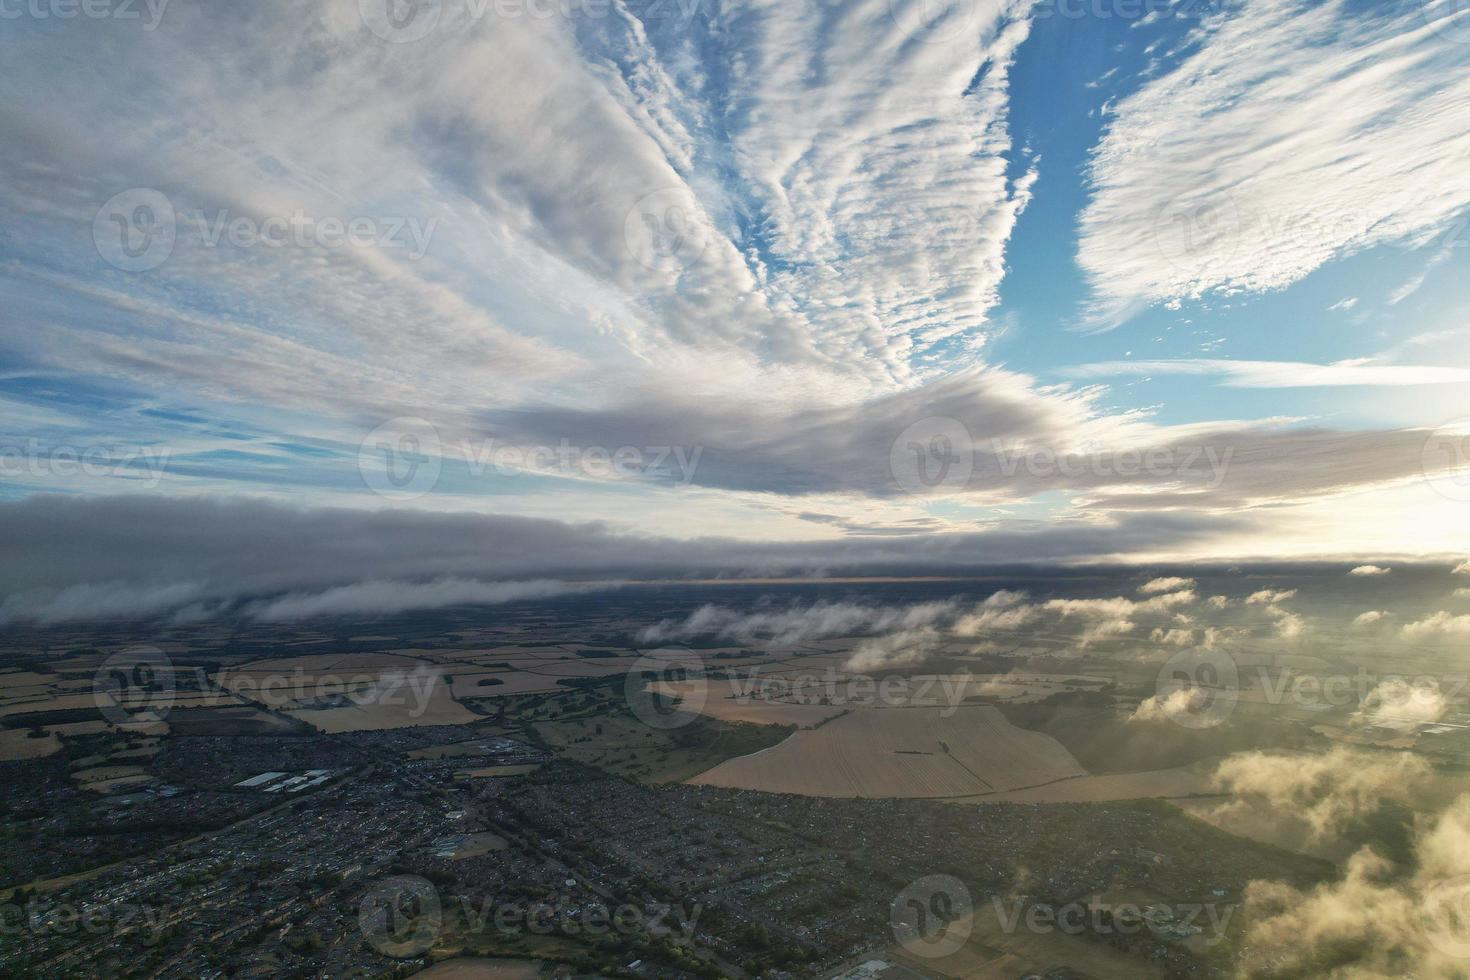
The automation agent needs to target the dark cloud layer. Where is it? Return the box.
[0,494,1252,622]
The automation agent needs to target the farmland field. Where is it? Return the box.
[689,705,1087,798]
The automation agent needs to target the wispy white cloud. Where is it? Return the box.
[1078,0,1470,327]
[1063,359,1470,388]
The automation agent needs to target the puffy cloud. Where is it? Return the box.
[1349,564,1391,576]
[639,599,958,647]
[1455,561,1470,575]
[1239,794,1470,979]
[1355,678,1450,729]
[1353,610,1389,626]
[1130,687,1206,724]
[1148,627,1195,647]
[1140,576,1195,594]
[952,590,1038,634]
[1210,747,1431,841]
[845,627,944,672]
[1247,588,1297,605]
[1402,612,1470,639]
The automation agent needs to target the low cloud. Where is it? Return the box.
[1354,610,1389,626]
[1140,576,1195,594]
[245,578,603,622]
[1239,794,1470,979]
[1247,588,1298,605]
[1130,687,1206,724]
[1349,564,1392,576]
[639,599,958,647]
[1355,678,1450,729]
[1209,747,1431,842]
[1403,612,1470,639]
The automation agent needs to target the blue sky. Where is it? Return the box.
[2,0,1470,566]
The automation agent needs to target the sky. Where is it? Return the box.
[3,0,1470,605]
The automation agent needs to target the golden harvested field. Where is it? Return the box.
[970,767,1209,803]
[690,705,1087,798]
[0,729,60,760]
[448,671,567,698]
[291,668,478,732]
[651,680,845,727]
